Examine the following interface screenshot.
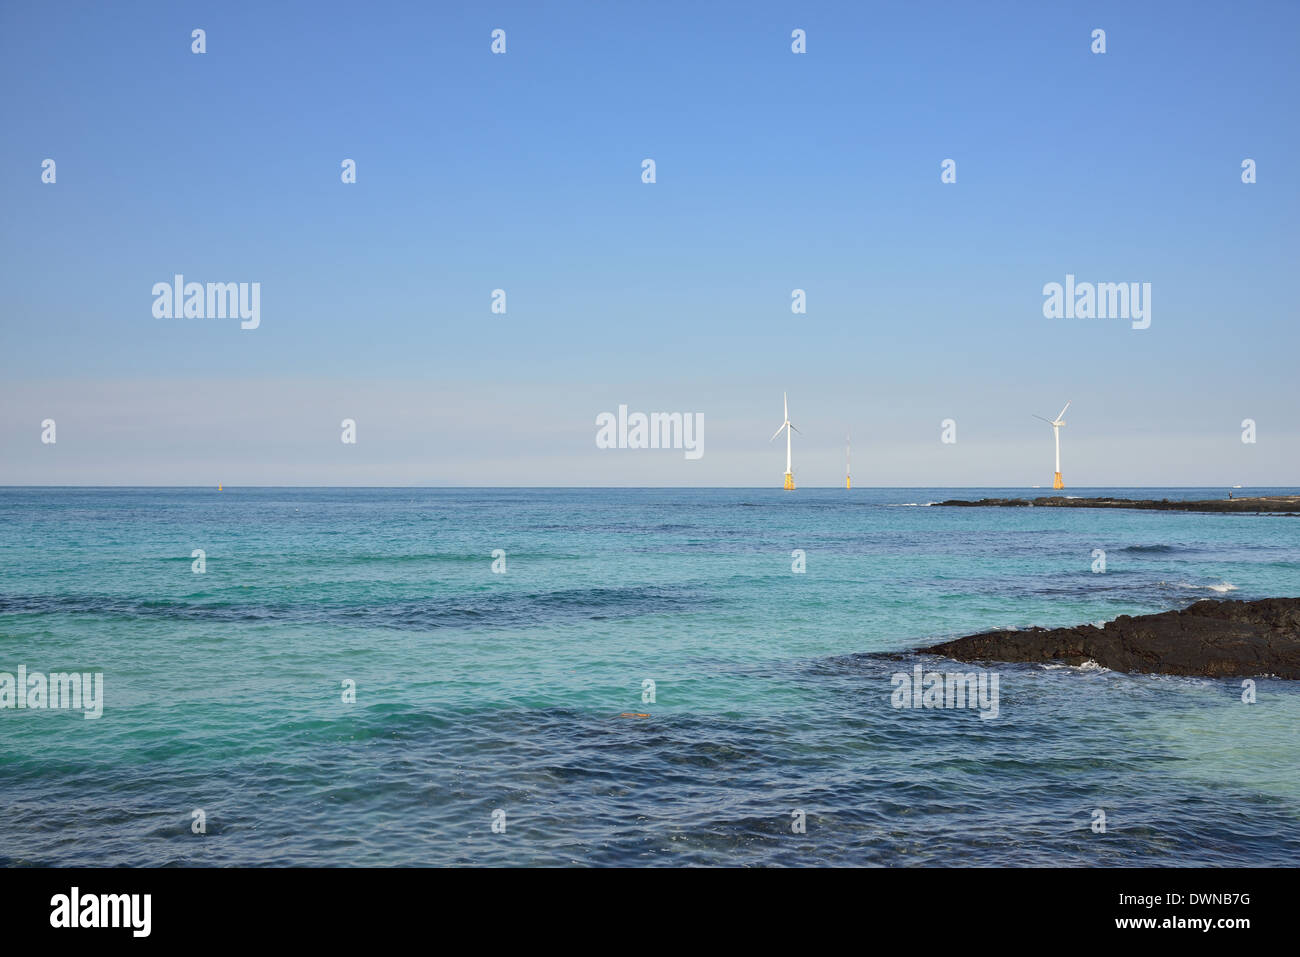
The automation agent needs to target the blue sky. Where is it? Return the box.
[2,0,1297,485]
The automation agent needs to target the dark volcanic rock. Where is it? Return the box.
[918,598,1300,679]
[935,495,1300,514]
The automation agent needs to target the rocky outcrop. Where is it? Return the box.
[934,495,1300,513]
[917,598,1300,678]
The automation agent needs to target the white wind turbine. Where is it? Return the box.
[1032,400,1071,490]
[770,392,800,490]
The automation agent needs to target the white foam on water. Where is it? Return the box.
[1039,659,1110,673]
[1161,580,1239,593]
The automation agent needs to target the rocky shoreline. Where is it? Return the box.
[914,597,1300,679]
[935,495,1300,514]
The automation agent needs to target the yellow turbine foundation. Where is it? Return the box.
[784,472,795,491]
[1053,472,1064,490]
[846,476,851,489]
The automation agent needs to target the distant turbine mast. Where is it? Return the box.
[1032,401,1071,490]
[846,431,851,490]
[770,392,800,490]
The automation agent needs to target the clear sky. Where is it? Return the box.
[2,0,1296,486]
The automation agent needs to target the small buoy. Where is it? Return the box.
[617,713,650,719]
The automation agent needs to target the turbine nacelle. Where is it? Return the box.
[770,391,800,441]
[769,422,792,441]
[1032,401,1071,429]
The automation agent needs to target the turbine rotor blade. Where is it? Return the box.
[1031,414,1054,425]
[1056,401,1071,421]
[770,423,787,442]
[789,423,801,434]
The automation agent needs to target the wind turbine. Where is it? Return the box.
[770,392,800,490]
[1032,401,1071,490]
[845,431,851,490]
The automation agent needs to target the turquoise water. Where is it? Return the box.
[1,487,1297,866]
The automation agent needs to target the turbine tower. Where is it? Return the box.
[845,431,851,490]
[770,392,800,490]
[1033,401,1071,490]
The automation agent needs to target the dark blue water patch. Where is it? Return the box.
[236,551,588,566]
[907,570,1252,609]
[0,583,718,632]
[4,696,1297,866]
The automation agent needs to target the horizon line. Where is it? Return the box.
[0,485,1290,491]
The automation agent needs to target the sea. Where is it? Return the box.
[1,486,1297,866]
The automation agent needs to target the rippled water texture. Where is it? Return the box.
[1,487,1297,865]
